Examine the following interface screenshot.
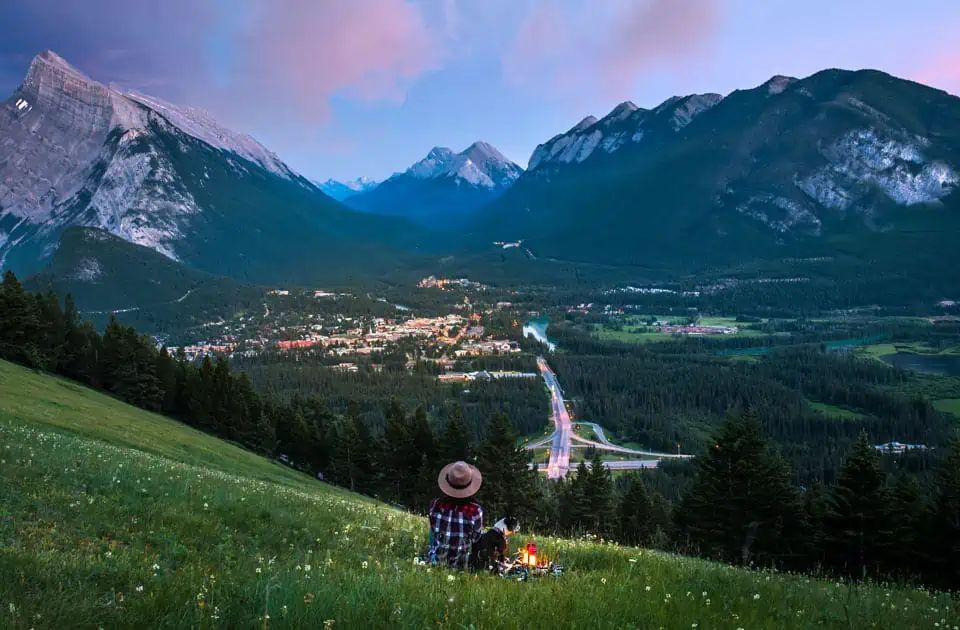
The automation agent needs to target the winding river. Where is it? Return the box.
[523,317,557,352]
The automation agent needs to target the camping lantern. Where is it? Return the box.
[525,542,538,567]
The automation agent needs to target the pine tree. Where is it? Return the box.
[330,415,374,494]
[618,473,654,545]
[584,449,616,536]
[440,405,472,462]
[155,348,179,414]
[476,412,535,519]
[60,294,98,384]
[676,412,805,567]
[36,291,66,369]
[99,317,162,410]
[561,462,593,533]
[379,402,420,505]
[887,474,923,578]
[926,436,960,588]
[822,431,893,579]
[0,271,42,367]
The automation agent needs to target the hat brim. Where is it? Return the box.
[437,462,482,499]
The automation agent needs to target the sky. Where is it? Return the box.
[1,0,958,182]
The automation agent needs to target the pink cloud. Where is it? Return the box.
[504,0,719,99]
[239,0,439,121]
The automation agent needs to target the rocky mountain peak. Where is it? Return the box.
[607,101,640,121]
[764,75,797,95]
[570,115,599,133]
[408,147,457,179]
[28,50,90,82]
[402,142,520,188]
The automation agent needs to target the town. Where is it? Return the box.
[166,288,523,372]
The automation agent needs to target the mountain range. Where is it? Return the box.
[316,177,379,201]
[0,50,422,284]
[3,50,960,303]
[474,69,959,288]
[343,142,521,227]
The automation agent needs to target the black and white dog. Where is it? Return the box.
[470,517,520,572]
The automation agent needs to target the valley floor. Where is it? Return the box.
[1,359,958,629]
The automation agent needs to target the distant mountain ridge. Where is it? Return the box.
[475,68,960,294]
[345,141,522,227]
[317,177,379,201]
[0,50,429,284]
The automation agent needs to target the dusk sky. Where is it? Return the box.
[1,0,957,182]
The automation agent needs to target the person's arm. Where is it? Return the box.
[472,505,484,542]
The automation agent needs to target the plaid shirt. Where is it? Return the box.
[427,498,483,569]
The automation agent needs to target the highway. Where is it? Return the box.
[537,356,573,479]
[529,356,693,477]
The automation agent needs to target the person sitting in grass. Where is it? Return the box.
[427,460,484,569]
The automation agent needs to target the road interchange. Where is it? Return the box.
[528,356,693,478]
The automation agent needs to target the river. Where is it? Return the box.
[881,352,960,376]
[523,317,556,352]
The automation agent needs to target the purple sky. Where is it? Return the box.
[1,0,958,181]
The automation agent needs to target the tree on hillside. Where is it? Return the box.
[59,294,101,386]
[476,412,536,519]
[926,436,960,588]
[619,473,655,545]
[559,461,593,533]
[35,291,66,369]
[675,412,806,567]
[379,401,422,505]
[440,405,472,462]
[584,449,617,536]
[100,316,162,410]
[887,474,924,579]
[330,412,376,495]
[0,270,42,367]
[155,348,179,414]
[821,432,893,579]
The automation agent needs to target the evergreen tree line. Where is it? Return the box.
[544,324,953,484]
[235,354,549,437]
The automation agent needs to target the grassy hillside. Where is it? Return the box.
[1,359,958,628]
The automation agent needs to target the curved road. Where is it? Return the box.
[528,356,692,477]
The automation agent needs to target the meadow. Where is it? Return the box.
[2,359,959,628]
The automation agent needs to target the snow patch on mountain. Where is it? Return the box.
[400,142,520,189]
[797,128,957,210]
[765,75,796,95]
[736,195,822,235]
[125,91,297,181]
[408,147,457,179]
[69,257,102,281]
[317,177,379,200]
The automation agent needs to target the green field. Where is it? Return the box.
[593,315,768,344]
[807,400,864,420]
[934,398,960,417]
[857,341,960,362]
[2,359,958,628]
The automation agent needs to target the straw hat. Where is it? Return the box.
[437,461,482,499]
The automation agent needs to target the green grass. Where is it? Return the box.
[857,341,960,362]
[2,360,959,628]
[933,398,960,417]
[808,400,864,420]
[593,315,769,344]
